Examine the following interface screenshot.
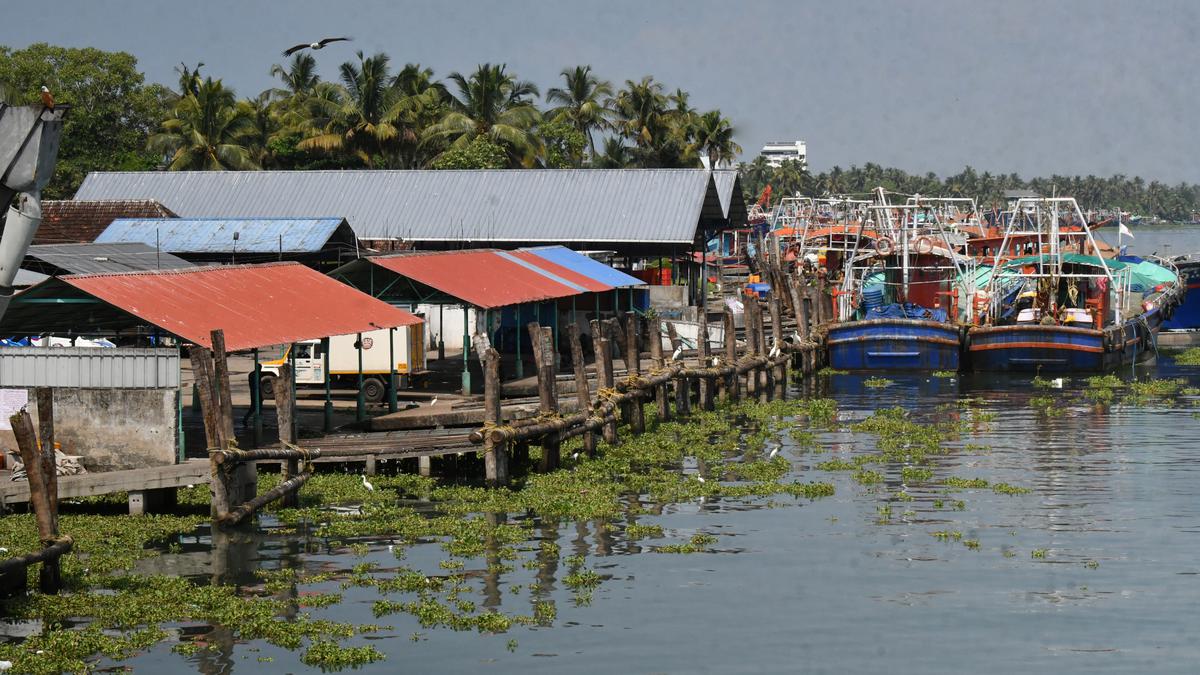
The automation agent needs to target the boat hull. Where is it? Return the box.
[1162,260,1200,330]
[967,313,1160,372]
[826,318,961,371]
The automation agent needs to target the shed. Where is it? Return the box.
[24,242,194,276]
[73,169,736,257]
[1,262,422,351]
[331,248,645,390]
[95,217,359,268]
[34,199,177,245]
[712,169,749,225]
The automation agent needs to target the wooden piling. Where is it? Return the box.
[647,317,669,421]
[591,320,618,446]
[769,293,786,399]
[482,347,509,485]
[624,312,645,433]
[743,299,759,400]
[209,330,236,442]
[34,388,57,533]
[11,409,61,593]
[275,363,300,507]
[666,322,690,416]
[723,307,739,401]
[698,310,713,411]
[528,323,560,471]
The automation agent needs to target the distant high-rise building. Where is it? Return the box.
[760,140,807,169]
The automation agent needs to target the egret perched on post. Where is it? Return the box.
[429,396,438,407]
[710,355,721,366]
[361,474,374,492]
[792,330,803,344]
[769,339,781,359]
[672,345,683,361]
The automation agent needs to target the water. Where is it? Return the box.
[106,353,1200,674]
[1113,221,1200,259]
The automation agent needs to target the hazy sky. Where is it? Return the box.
[3,0,1197,182]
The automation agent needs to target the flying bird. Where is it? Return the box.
[282,36,352,56]
[39,86,54,110]
[361,474,374,493]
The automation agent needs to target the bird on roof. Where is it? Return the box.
[282,37,352,56]
[39,86,54,110]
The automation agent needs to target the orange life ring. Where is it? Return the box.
[875,237,895,256]
[914,236,934,255]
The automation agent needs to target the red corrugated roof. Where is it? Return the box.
[508,251,611,293]
[62,262,422,351]
[368,251,583,309]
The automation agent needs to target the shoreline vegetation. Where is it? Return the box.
[1,43,1198,221]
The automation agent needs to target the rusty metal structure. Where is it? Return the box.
[0,101,68,320]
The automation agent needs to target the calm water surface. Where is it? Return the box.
[114,349,1200,675]
[113,223,1200,673]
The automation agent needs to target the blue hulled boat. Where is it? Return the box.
[966,197,1183,372]
[826,193,976,371]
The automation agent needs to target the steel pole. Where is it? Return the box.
[322,337,333,432]
[356,332,365,423]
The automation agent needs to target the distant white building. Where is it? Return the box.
[760,140,807,169]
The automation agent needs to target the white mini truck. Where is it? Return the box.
[259,325,426,403]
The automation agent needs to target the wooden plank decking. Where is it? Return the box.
[0,460,211,506]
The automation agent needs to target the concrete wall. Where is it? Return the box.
[0,388,177,472]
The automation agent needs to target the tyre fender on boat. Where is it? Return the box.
[875,237,895,256]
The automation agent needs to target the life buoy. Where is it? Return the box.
[913,236,934,255]
[875,237,895,256]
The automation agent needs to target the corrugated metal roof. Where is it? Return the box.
[713,169,748,224]
[74,170,726,244]
[366,250,585,309]
[95,217,351,253]
[52,262,420,351]
[507,251,609,293]
[35,199,177,245]
[519,246,643,288]
[26,242,194,274]
[14,269,48,286]
[0,347,179,388]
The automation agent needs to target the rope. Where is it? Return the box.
[596,387,621,403]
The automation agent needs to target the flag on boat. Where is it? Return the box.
[1119,222,1134,239]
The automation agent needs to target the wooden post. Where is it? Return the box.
[624,312,645,433]
[190,348,230,519]
[647,317,669,421]
[567,324,596,455]
[790,276,809,341]
[275,363,299,508]
[528,323,560,471]
[816,275,829,326]
[210,329,255,513]
[769,292,786,399]
[11,409,60,593]
[756,298,771,402]
[482,347,508,485]
[209,330,236,442]
[666,322,690,416]
[744,299,759,400]
[698,310,713,411]
[591,320,618,446]
[34,388,57,533]
[723,307,739,401]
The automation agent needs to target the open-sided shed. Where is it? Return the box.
[331,247,644,390]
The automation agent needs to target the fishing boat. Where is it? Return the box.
[1161,252,1200,330]
[966,197,1183,372]
[825,192,976,371]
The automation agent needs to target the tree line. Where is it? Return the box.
[740,159,1200,221]
[2,42,1198,221]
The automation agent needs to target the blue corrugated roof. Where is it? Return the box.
[521,246,644,288]
[95,217,349,253]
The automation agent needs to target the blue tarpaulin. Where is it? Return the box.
[865,303,947,322]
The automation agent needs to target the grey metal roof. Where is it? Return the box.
[25,242,194,274]
[95,217,352,254]
[74,169,730,245]
[712,169,749,224]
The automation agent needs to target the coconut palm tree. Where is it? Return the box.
[688,109,741,168]
[269,53,320,100]
[546,65,613,162]
[611,76,669,148]
[147,76,258,170]
[426,63,543,168]
[297,51,406,167]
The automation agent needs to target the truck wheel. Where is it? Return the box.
[259,373,277,400]
[361,377,385,404]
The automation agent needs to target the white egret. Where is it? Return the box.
[672,345,683,361]
[361,474,374,492]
